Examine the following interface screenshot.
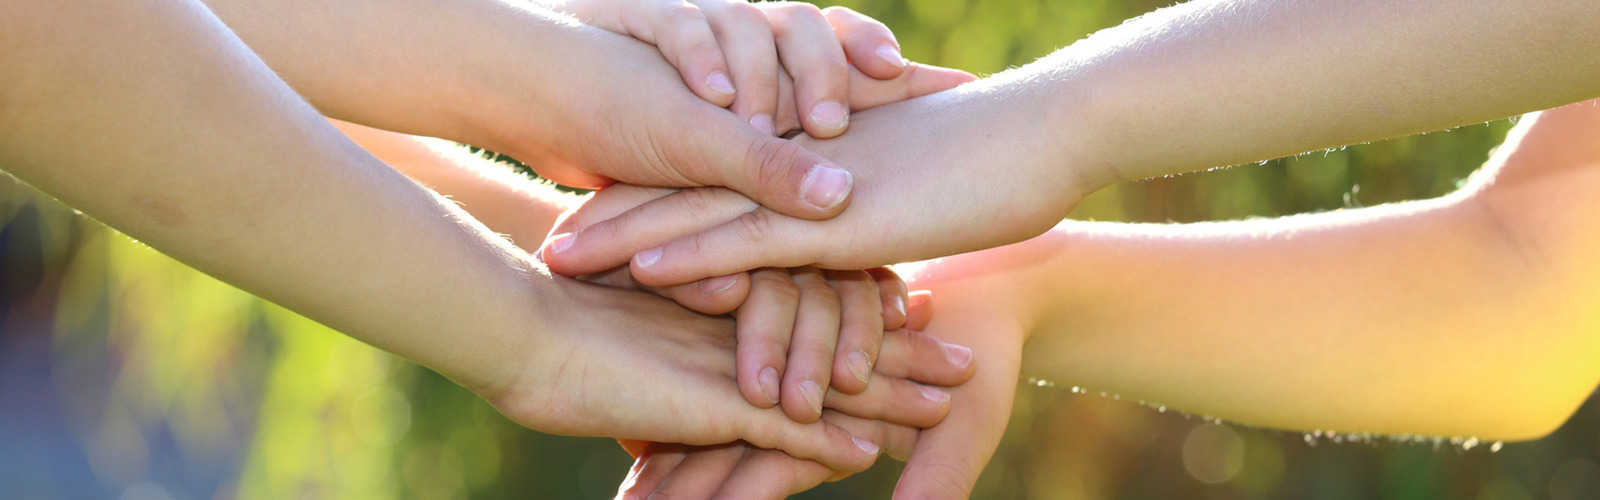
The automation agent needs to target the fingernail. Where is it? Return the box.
[750,113,775,136]
[706,71,736,95]
[548,232,575,254]
[635,247,663,268]
[875,45,907,68]
[759,367,781,405]
[800,164,852,211]
[919,384,951,404]
[801,379,825,416]
[852,435,880,456]
[699,274,739,296]
[846,350,872,386]
[809,101,848,131]
[943,343,973,368]
[891,294,907,318]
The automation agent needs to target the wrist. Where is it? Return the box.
[460,260,564,407]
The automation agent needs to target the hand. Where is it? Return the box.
[483,276,973,473]
[470,7,971,222]
[543,0,924,138]
[612,286,1025,500]
[547,185,930,421]
[538,82,1100,286]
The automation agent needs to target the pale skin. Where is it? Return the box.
[328,119,974,469]
[605,100,1600,499]
[200,0,961,218]
[543,0,1600,287]
[0,0,994,473]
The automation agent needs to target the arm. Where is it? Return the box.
[201,0,857,219]
[1013,100,1600,441]
[545,0,1600,285]
[0,0,913,471]
[606,99,1600,499]
[326,119,578,248]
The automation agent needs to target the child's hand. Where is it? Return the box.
[536,84,1088,287]
[546,185,963,424]
[484,277,968,474]
[542,0,967,138]
[618,278,1024,499]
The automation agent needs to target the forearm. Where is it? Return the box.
[0,0,552,395]
[1016,0,1600,188]
[328,120,579,249]
[1007,184,1599,440]
[202,0,582,160]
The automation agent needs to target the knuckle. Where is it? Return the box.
[744,138,808,194]
[722,2,767,26]
[661,2,708,24]
[751,268,797,291]
[675,187,722,219]
[783,1,824,18]
[732,210,777,245]
[797,276,838,304]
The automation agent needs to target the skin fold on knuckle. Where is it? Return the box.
[741,137,810,202]
[731,210,778,246]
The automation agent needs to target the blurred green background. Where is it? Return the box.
[3,0,1599,498]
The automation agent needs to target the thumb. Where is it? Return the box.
[682,119,855,221]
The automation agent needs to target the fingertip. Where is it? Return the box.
[799,163,853,214]
[782,378,826,423]
[832,349,873,395]
[706,70,736,96]
[883,293,908,330]
[759,366,782,406]
[805,100,850,138]
[906,290,933,330]
[685,65,738,108]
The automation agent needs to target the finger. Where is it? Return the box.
[711,413,919,498]
[660,272,751,315]
[550,185,676,238]
[697,0,782,135]
[824,411,921,466]
[617,443,689,499]
[823,375,951,429]
[905,290,933,331]
[766,2,852,138]
[648,443,749,499]
[629,209,823,287]
[825,270,882,395]
[821,6,906,80]
[622,0,737,107]
[873,328,973,387]
[672,111,854,220]
[779,267,841,423]
[868,267,909,330]
[772,66,802,135]
[733,411,878,474]
[736,268,800,409]
[710,449,829,500]
[580,264,749,315]
[543,187,757,276]
[891,355,1017,500]
[847,62,979,111]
